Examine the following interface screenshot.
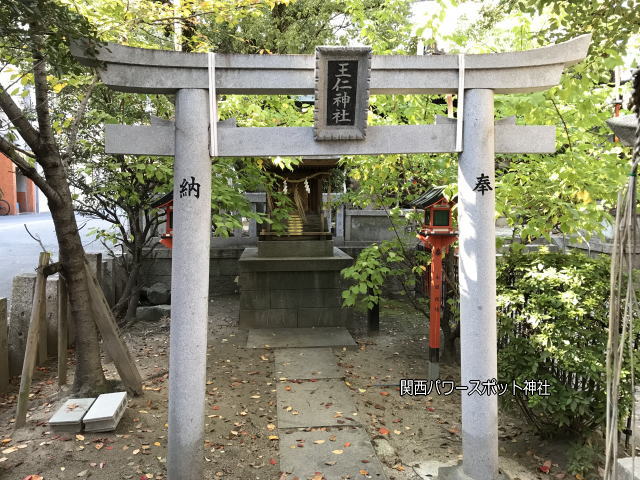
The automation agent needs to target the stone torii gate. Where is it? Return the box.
[72,35,590,480]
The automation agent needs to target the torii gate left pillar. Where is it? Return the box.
[166,89,212,477]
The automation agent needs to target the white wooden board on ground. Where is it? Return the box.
[48,398,96,433]
[82,391,128,432]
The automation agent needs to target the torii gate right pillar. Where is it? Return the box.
[458,89,498,478]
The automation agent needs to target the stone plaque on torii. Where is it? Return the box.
[72,34,590,480]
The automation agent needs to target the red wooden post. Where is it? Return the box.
[415,188,458,379]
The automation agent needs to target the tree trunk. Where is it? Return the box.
[45,159,107,395]
[0,12,108,397]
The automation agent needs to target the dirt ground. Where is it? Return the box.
[0,295,581,480]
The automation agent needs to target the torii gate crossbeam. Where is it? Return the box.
[72,35,590,480]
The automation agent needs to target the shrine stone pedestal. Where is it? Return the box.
[239,240,353,328]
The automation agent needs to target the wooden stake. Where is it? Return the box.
[0,297,8,393]
[57,276,68,386]
[15,251,50,428]
[37,272,48,366]
[84,261,142,395]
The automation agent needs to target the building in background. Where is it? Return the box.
[0,152,38,215]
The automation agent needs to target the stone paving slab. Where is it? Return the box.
[275,348,342,380]
[277,379,359,428]
[618,457,640,480]
[246,327,356,349]
[279,426,387,479]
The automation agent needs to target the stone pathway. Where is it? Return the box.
[247,328,388,479]
[246,327,356,349]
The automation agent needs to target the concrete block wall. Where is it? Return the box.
[344,209,415,243]
[8,273,36,376]
[5,253,119,381]
[139,244,409,302]
[140,246,248,297]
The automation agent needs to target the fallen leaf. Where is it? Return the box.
[1,439,11,444]
[75,434,85,441]
[314,440,325,444]
[1,447,17,454]
[95,442,104,450]
[133,448,140,455]
[267,424,276,431]
[378,427,390,435]
[332,449,344,455]
[359,470,369,476]
[260,355,269,361]
[539,460,552,474]
[268,435,279,440]
[344,442,351,447]
[269,458,277,465]
[154,442,161,447]
[250,395,260,399]
[380,391,390,396]
[325,461,336,466]
[392,464,405,471]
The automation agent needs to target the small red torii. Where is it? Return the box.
[413,187,458,378]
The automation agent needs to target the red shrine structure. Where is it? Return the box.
[151,192,174,248]
[413,187,457,378]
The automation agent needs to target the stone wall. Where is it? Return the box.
[140,244,249,296]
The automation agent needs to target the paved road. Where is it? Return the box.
[0,212,111,300]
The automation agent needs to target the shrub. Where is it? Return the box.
[497,250,637,437]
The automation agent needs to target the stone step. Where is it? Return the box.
[275,348,342,380]
[279,426,387,479]
[277,378,359,429]
[246,327,356,349]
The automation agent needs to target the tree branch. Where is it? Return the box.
[0,83,41,152]
[550,96,573,154]
[64,75,99,166]
[24,224,47,252]
[0,134,60,202]
[29,29,59,163]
